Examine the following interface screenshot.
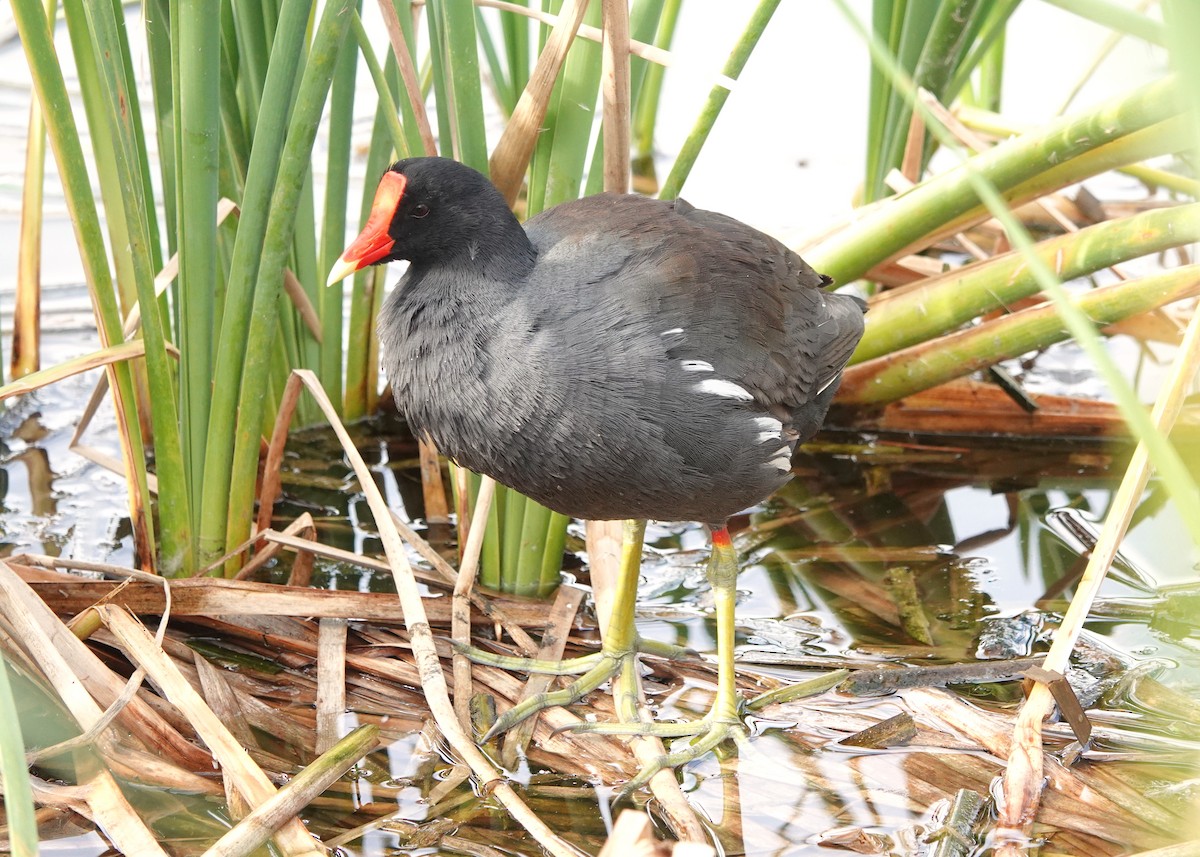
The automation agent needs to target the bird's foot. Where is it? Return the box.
[620,715,748,797]
[452,637,694,742]
[557,689,748,796]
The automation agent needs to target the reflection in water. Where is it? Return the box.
[4,405,1200,854]
[1,412,61,556]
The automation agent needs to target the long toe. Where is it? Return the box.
[619,719,748,798]
[479,653,623,741]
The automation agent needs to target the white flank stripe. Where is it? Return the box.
[681,359,714,373]
[693,378,754,400]
[768,448,792,471]
[816,374,839,394]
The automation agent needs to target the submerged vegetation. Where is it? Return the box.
[0,0,1198,854]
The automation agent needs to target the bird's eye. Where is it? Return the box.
[412,204,430,218]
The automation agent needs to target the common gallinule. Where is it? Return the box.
[328,156,866,787]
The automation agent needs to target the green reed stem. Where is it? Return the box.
[345,53,400,420]
[845,265,1200,404]
[352,9,408,156]
[173,0,222,558]
[222,0,353,572]
[144,0,177,256]
[1042,0,1166,45]
[319,5,360,406]
[0,657,36,857]
[809,76,1183,287]
[437,0,488,170]
[946,1,1017,108]
[528,0,603,214]
[80,0,194,572]
[835,0,1200,546]
[199,0,313,566]
[11,0,157,565]
[632,0,681,159]
[12,0,55,382]
[659,0,781,199]
[853,203,1200,363]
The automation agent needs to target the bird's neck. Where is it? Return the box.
[417,208,538,283]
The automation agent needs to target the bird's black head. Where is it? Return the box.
[327,157,533,285]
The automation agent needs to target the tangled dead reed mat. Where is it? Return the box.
[0,536,1194,856]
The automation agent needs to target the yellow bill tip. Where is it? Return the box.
[326,255,359,288]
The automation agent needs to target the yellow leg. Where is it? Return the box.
[708,524,743,725]
[462,521,747,793]
[615,523,747,794]
[473,519,662,741]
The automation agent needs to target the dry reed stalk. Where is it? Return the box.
[18,535,562,635]
[418,443,451,523]
[833,376,1200,438]
[905,688,1180,837]
[86,770,172,856]
[597,810,715,857]
[997,302,1200,850]
[1127,842,1200,857]
[387,512,540,653]
[263,529,388,572]
[316,618,349,753]
[285,530,316,587]
[475,0,736,91]
[425,760,472,806]
[239,514,317,580]
[276,370,579,857]
[282,268,323,341]
[257,376,312,539]
[66,351,159,494]
[99,606,323,855]
[585,521,708,843]
[899,104,925,185]
[18,571,453,625]
[376,0,436,156]
[453,475,496,727]
[86,743,221,797]
[500,584,585,766]
[27,778,90,818]
[601,0,631,192]
[200,726,379,857]
[0,561,208,770]
[453,465,474,556]
[194,654,257,819]
[869,251,953,285]
[488,0,590,205]
[0,341,146,402]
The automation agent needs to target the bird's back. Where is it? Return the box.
[387,193,865,524]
